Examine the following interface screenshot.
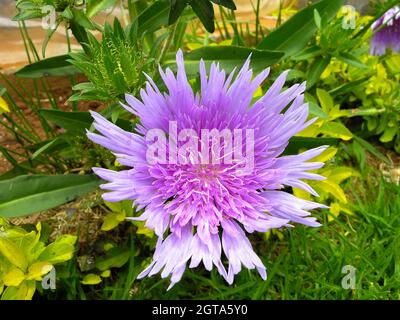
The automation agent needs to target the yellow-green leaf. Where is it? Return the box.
[315,180,347,203]
[329,166,359,184]
[38,235,77,264]
[101,211,126,231]
[0,96,10,114]
[380,126,397,143]
[3,268,25,287]
[328,105,350,120]
[2,280,36,300]
[320,122,353,141]
[316,89,334,113]
[0,238,28,270]
[311,146,338,162]
[26,262,53,280]
[81,274,102,285]
[292,187,312,201]
[100,270,111,278]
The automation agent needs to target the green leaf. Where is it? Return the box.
[353,136,390,165]
[15,55,79,78]
[40,110,93,134]
[169,0,187,25]
[72,8,98,30]
[3,268,25,287]
[307,55,331,88]
[189,0,215,33]
[380,126,397,143]
[100,270,111,278]
[0,175,101,218]
[284,137,338,155]
[81,274,102,285]
[315,180,347,203]
[180,46,284,75]
[1,280,36,300]
[319,122,353,141]
[86,0,117,18]
[41,109,133,135]
[38,235,77,264]
[316,89,334,113]
[336,52,368,69]
[211,0,236,10]
[313,9,321,29]
[101,211,126,231]
[258,0,344,56]
[70,21,90,52]
[291,45,322,61]
[0,238,28,270]
[329,77,369,96]
[135,1,170,35]
[26,262,53,280]
[31,138,68,160]
[95,248,130,271]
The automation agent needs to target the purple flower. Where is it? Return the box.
[87,50,327,290]
[370,6,400,56]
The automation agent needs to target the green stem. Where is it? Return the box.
[159,21,179,65]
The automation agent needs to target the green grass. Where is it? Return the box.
[43,176,400,300]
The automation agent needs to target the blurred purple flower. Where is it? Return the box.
[87,50,327,290]
[370,6,400,56]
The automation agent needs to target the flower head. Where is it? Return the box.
[87,50,327,290]
[370,6,400,56]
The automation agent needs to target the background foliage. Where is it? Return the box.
[0,0,399,299]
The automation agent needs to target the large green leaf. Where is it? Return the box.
[134,1,170,35]
[40,110,93,134]
[0,175,101,218]
[15,55,79,78]
[41,110,133,134]
[258,0,344,56]
[175,46,284,76]
[284,137,339,155]
[189,0,215,33]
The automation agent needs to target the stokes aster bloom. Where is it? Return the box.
[87,50,328,290]
[370,6,400,56]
